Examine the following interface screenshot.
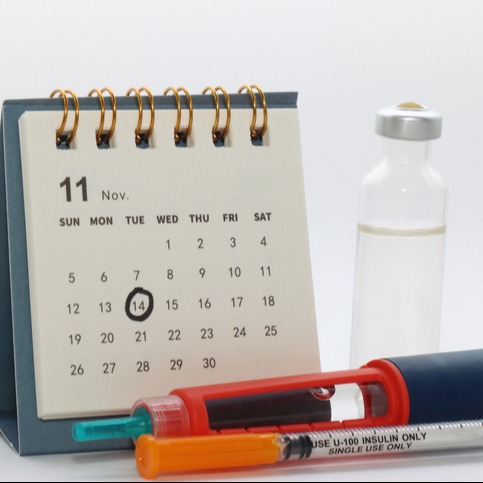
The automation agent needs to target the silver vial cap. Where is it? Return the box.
[375,102,442,141]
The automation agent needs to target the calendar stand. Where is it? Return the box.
[0,92,320,455]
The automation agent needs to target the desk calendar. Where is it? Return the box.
[0,88,320,454]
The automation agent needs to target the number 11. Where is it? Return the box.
[60,177,88,202]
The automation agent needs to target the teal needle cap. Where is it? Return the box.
[72,407,152,442]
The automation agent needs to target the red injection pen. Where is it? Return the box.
[72,349,483,442]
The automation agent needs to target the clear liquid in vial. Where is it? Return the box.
[350,223,446,368]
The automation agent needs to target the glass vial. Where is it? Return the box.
[350,102,447,368]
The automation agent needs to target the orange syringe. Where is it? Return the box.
[135,420,483,478]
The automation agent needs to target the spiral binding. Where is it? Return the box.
[49,89,80,146]
[238,84,268,140]
[87,88,117,146]
[49,86,268,147]
[163,87,193,145]
[126,87,155,145]
[202,86,231,143]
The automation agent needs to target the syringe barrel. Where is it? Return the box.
[279,420,483,462]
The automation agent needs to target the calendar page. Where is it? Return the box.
[18,101,320,420]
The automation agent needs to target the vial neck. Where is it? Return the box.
[380,138,431,165]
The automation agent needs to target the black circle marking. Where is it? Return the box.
[125,287,154,322]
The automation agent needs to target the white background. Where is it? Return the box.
[1,0,483,480]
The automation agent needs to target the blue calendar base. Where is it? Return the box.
[0,408,134,455]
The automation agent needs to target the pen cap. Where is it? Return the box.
[381,349,483,424]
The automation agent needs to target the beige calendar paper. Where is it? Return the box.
[18,96,320,420]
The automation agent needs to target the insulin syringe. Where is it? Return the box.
[136,419,483,478]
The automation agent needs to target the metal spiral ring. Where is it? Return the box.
[202,86,231,142]
[88,87,117,145]
[163,86,193,143]
[238,84,268,139]
[49,89,80,146]
[126,86,155,144]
